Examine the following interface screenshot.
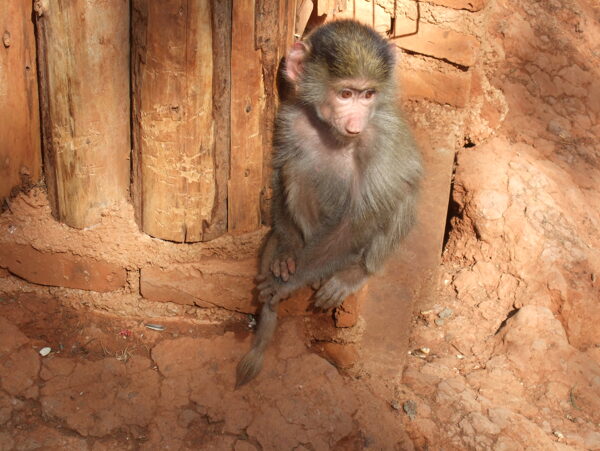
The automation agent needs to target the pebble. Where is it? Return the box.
[438,308,454,319]
[553,430,564,440]
[39,347,51,357]
[410,347,431,359]
[403,400,417,420]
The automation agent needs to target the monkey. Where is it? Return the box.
[236,20,422,387]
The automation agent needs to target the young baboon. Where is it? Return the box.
[236,20,422,386]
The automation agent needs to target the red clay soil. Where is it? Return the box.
[0,292,415,450]
[398,0,600,449]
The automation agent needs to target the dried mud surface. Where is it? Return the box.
[399,0,600,449]
[0,293,413,450]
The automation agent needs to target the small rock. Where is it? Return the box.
[403,400,417,420]
[553,430,564,440]
[39,347,52,357]
[411,347,430,359]
[391,400,401,410]
[435,318,445,326]
[547,120,570,139]
[438,308,453,319]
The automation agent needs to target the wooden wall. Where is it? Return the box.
[131,0,296,241]
[2,0,401,240]
[0,0,41,201]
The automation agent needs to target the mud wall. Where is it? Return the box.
[396,0,600,448]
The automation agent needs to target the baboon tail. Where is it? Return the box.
[235,303,279,387]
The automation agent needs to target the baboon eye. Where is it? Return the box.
[340,89,353,99]
[364,90,376,99]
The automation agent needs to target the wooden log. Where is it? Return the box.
[34,0,130,228]
[208,0,232,239]
[254,0,298,226]
[132,0,221,242]
[228,0,264,234]
[0,0,41,200]
[256,0,291,226]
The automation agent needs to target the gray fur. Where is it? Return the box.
[235,20,422,387]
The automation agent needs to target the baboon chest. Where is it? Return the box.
[282,151,356,239]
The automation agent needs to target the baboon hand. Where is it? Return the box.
[313,275,354,310]
[256,275,285,306]
[256,273,277,304]
[257,274,294,310]
[270,255,296,282]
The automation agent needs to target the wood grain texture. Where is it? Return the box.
[35,0,130,229]
[228,0,264,234]
[0,0,41,200]
[132,0,219,242]
[206,0,232,240]
[248,0,298,227]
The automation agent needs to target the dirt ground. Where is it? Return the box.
[2,0,600,449]
[0,292,418,450]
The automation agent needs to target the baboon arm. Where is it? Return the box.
[270,171,304,251]
[363,195,417,274]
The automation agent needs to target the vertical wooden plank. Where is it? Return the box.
[295,0,313,38]
[130,0,146,230]
[205,0,232,240]
[0,0,41,200]
[35,0,130,228]
[184,1,216,241]
[256,0,298,225]
[256,0,279,226]
[228,1,264,234]
[287,0,298,47]
[332,0,392,33]
[132,0,219,242]
[317,0,334,16]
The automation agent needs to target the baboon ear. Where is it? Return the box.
[285,41,308,82]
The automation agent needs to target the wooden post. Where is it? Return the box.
[210,0,233,239]
[257,0,297,225]
[228,0,264,234]
[132,0,224,242]
[34,0,130,229]
[0,0,41,200]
